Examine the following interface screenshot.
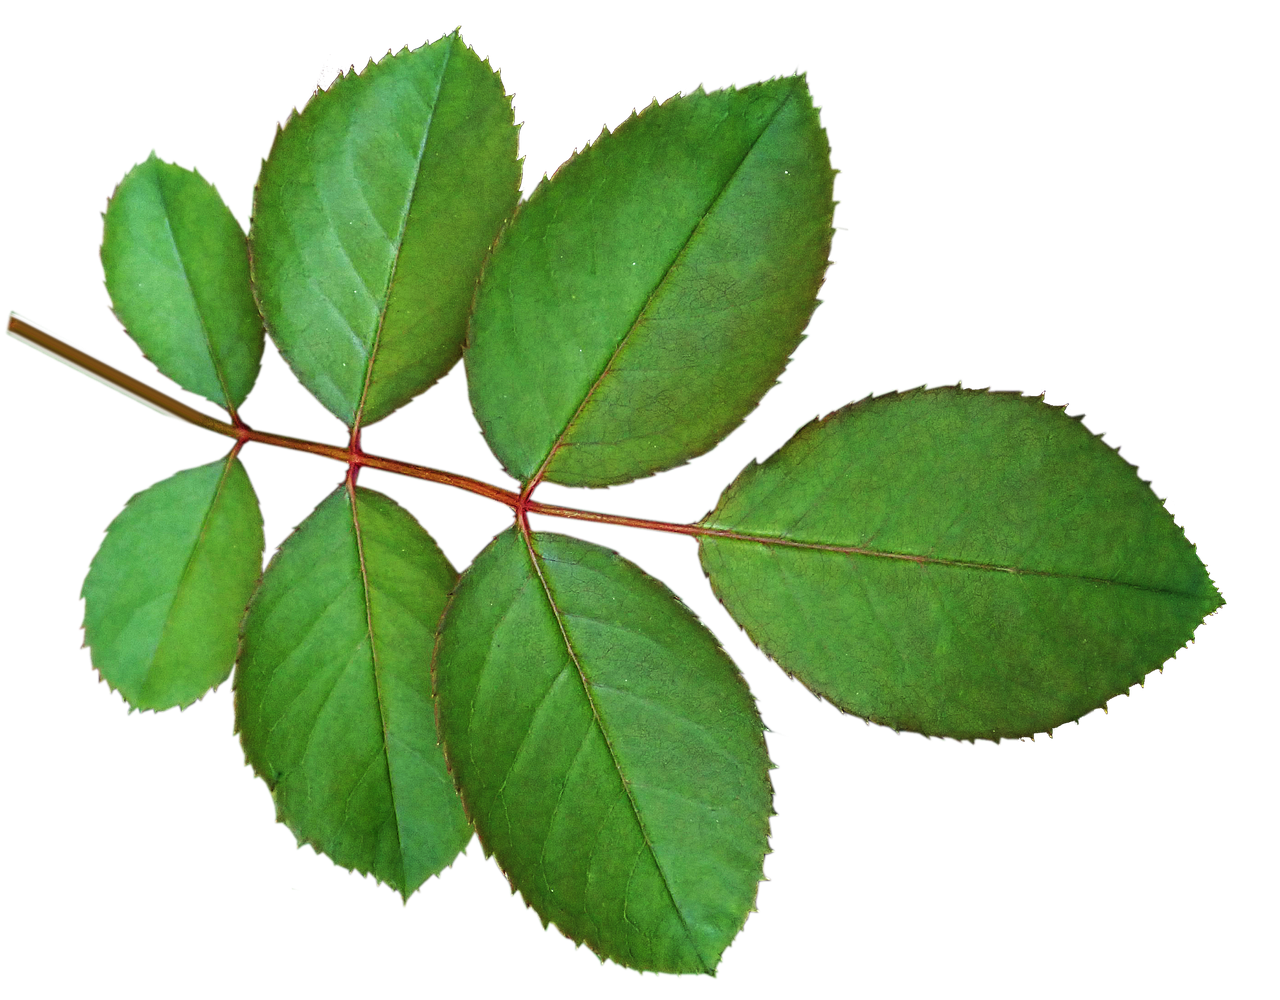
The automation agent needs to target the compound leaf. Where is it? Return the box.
[82,451,264,711]
[236,483,470,898]
[251,31,521,428]
[467,76,834,488]
[101,154,264,410]
[699,387,1223,741]
[433,528,772,974]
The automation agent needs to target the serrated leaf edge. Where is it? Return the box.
[430,526,776,975]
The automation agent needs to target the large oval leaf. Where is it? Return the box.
[101,154,264,410]
[698,387,1223,741]
[250,31,521,428]
[236,483,470,897]
[467,76,835,488]
[433,528,772,974]
[82,451,264,710]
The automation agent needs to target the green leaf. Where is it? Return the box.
[433,528,772,974]
[236,483,470,897]
[698,387,1223,741]
[82,451,264,711]
[466,76,834,488]
[250,32,521,428]
[101,154,264,410]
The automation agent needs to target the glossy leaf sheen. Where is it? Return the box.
[251,32,521,427]
[101,154,264,409]
[699,388,1223,740]
[237,484,470,897]
[433,528,772,974]
[467,77,834,487]
[82,453,264,710]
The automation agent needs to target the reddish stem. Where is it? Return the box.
[2,312,732,537]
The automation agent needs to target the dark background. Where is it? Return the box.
[5,35,1274,973]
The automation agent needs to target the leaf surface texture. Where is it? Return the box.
[251,32,521,427]
[82,452,264,710]
[101,154,264,409]
[433,528,772,973]
[699,387,1223,740]
[467,77,834,487]
[237,484,470,897]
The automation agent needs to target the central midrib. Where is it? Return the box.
[519,530,706,967]
[532,85,793,483]
[698,523,1205,599]
[350,45,450,430]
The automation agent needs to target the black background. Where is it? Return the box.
[5,35,1274,973]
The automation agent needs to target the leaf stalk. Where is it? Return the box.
[8,314,718,538]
